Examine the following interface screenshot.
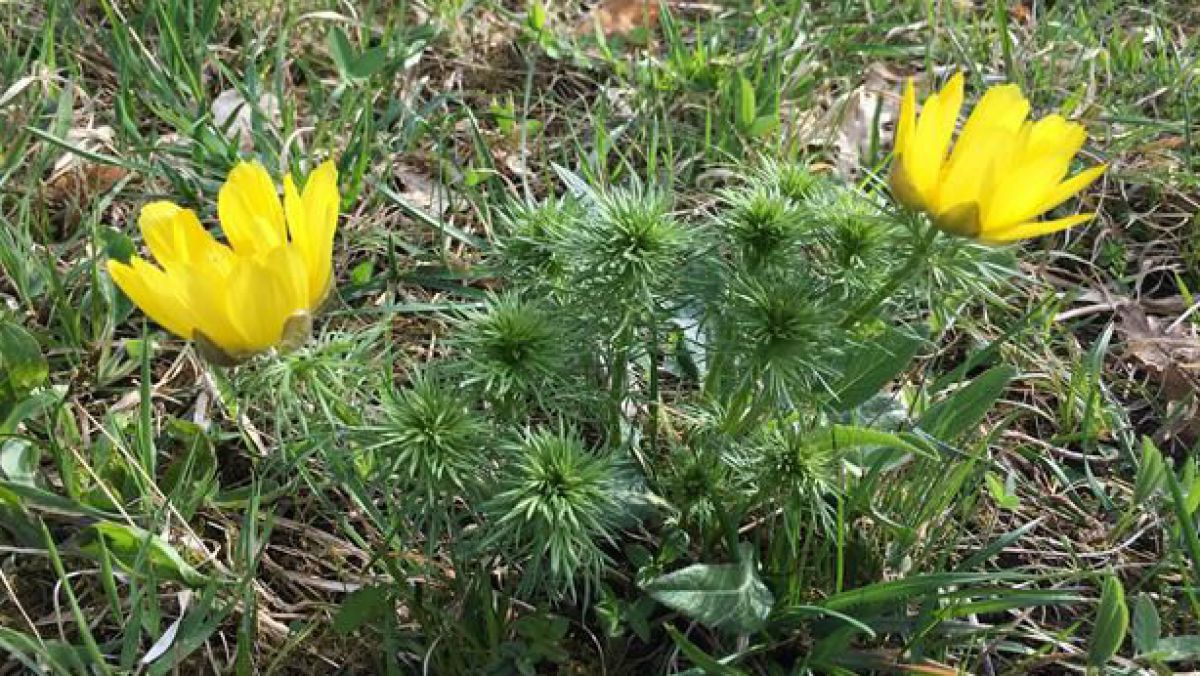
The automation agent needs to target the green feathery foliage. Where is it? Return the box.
[484,428,633,600]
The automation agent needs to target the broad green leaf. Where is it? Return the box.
[808,425,926,457]
[333,585,392,635]
[814,424,933,473]
[101,226,136,264]
[747,114,779,138]
[350,260,375,286]
[935,589,1082,618]
[734,72,756,131]
[1132,438,1166,505]
[1165,463,1200,588]
[1,388,62,436]
[527,0,547,31]
[82,521,208,587]
[984,471,1020,510]
[831,324,924,411]
[918,365,1015,441]
[0,320,47,393]
[1182,460,1200,515]
[1131,593,1161,655]
[0,438,38,486]
[349,46,389,79]
[0,480,120,520]
[328,27,355,76]
[644,546,774,634]
[1151,635,1200,662]
[822,572,1026,612]
[1088,575,1128,668]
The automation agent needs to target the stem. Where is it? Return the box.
[609,323,633,440]
[647,320,661,459]
[835,490,845,593]
[839,221,938,329]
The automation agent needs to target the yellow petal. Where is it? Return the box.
[217,162,287,256]
[108,258,196,340]
[936,84,1029,212]
[223,248,310,353]
[905,73,964,201]
[979,213,1095,244]
[935,124,1018,217]
[183,267,248,355]
[298,160,339,308]
[1019,115,1087,165]
[890,161,926,212]
[283,174,308,253]
[1031,164,1107,217]
[265,245,311,316]
[221,260,279,353]
[890,79,925,211]
[894,78,916,155]
[982,154,1076,230]
[140,201,232,272]
[932,201,981,238]
[284,173,327,307]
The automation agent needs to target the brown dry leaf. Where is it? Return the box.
[1124,134,1186,174]
[831,65,902,177]
[1141,135,1186,152]
[1117,304,1200,442]
[389,162,452,219]
[1117,304,1200,399]
[576,0,660,37]
[44,163,127,204]
[42,125,129,230]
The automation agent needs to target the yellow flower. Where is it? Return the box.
[891,73,1107,244]
[108,160,339,362]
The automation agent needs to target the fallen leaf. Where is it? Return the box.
[1140,135,1186,152]
[1117,304,1200,443]
[577,0,660,37]
[1124,134,1186,174]
[1118,305,1200,400]
[831,65,901,177]
[388,161,452,218]
[44,163,127,204]
[211,88,280,153]
[41,125,129,232]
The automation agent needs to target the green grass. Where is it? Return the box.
[2,0,1199,673]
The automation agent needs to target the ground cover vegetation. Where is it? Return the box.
[1,0,1199,673]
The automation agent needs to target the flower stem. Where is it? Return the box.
[647,320,661,459]
[839,220,938,329]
